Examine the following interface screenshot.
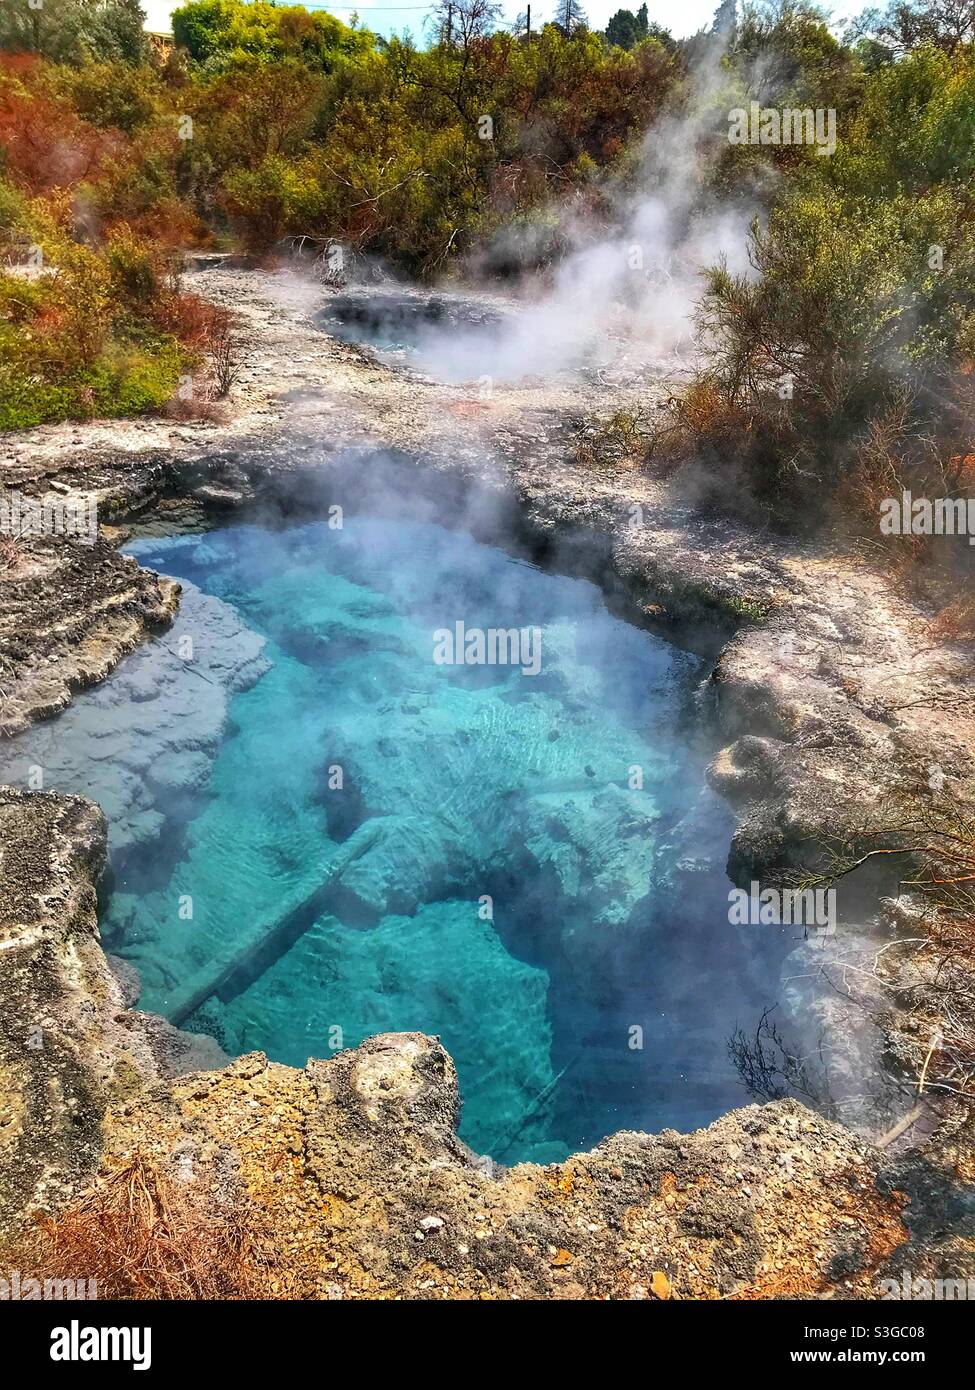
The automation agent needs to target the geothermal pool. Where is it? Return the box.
[2,512,788,1162]
[317,290,514,382]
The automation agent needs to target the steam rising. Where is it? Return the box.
[415,34,759,385]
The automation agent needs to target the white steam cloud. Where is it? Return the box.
[414,34,761,385]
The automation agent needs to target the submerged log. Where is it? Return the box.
[166,819,386,1026]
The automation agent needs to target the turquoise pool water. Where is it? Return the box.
[2,514,783,1162]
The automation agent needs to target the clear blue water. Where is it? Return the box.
[1,514,784,1162]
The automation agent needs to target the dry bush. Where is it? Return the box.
[842,384,974,558]
[645,378,758,477]
[8,1155,285,1300]
[604,407,653,455]
[928,598,975,643]
[575,407,654,471]
[880,892,975,1104]
[152,292,239,409]
[659,360,975,626]
[839,398,920,518]
[840,400,939,577]
[119,200,208,255]
[209,320,240,399]
[162,389,228,424]
[154,291,230,352]
[0,536,21,572]
[823,806,975,1104]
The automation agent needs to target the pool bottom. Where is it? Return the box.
[3,513,787,1163]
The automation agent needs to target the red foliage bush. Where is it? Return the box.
[0,59,124,195]
[152,290,230,349]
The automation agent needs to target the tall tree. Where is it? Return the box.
[712,0,738,41]
[851,0,975,55]
[431,0,502,46]
[606,8,640,47]
[552,0,588,35]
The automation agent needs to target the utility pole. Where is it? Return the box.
[526,4,531,41]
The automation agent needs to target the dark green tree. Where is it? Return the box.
[712,0,738,41]
[606,8,640,47]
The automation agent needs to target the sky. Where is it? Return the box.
[142,0,868,42]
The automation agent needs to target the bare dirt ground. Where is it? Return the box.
[0,261,678,474]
